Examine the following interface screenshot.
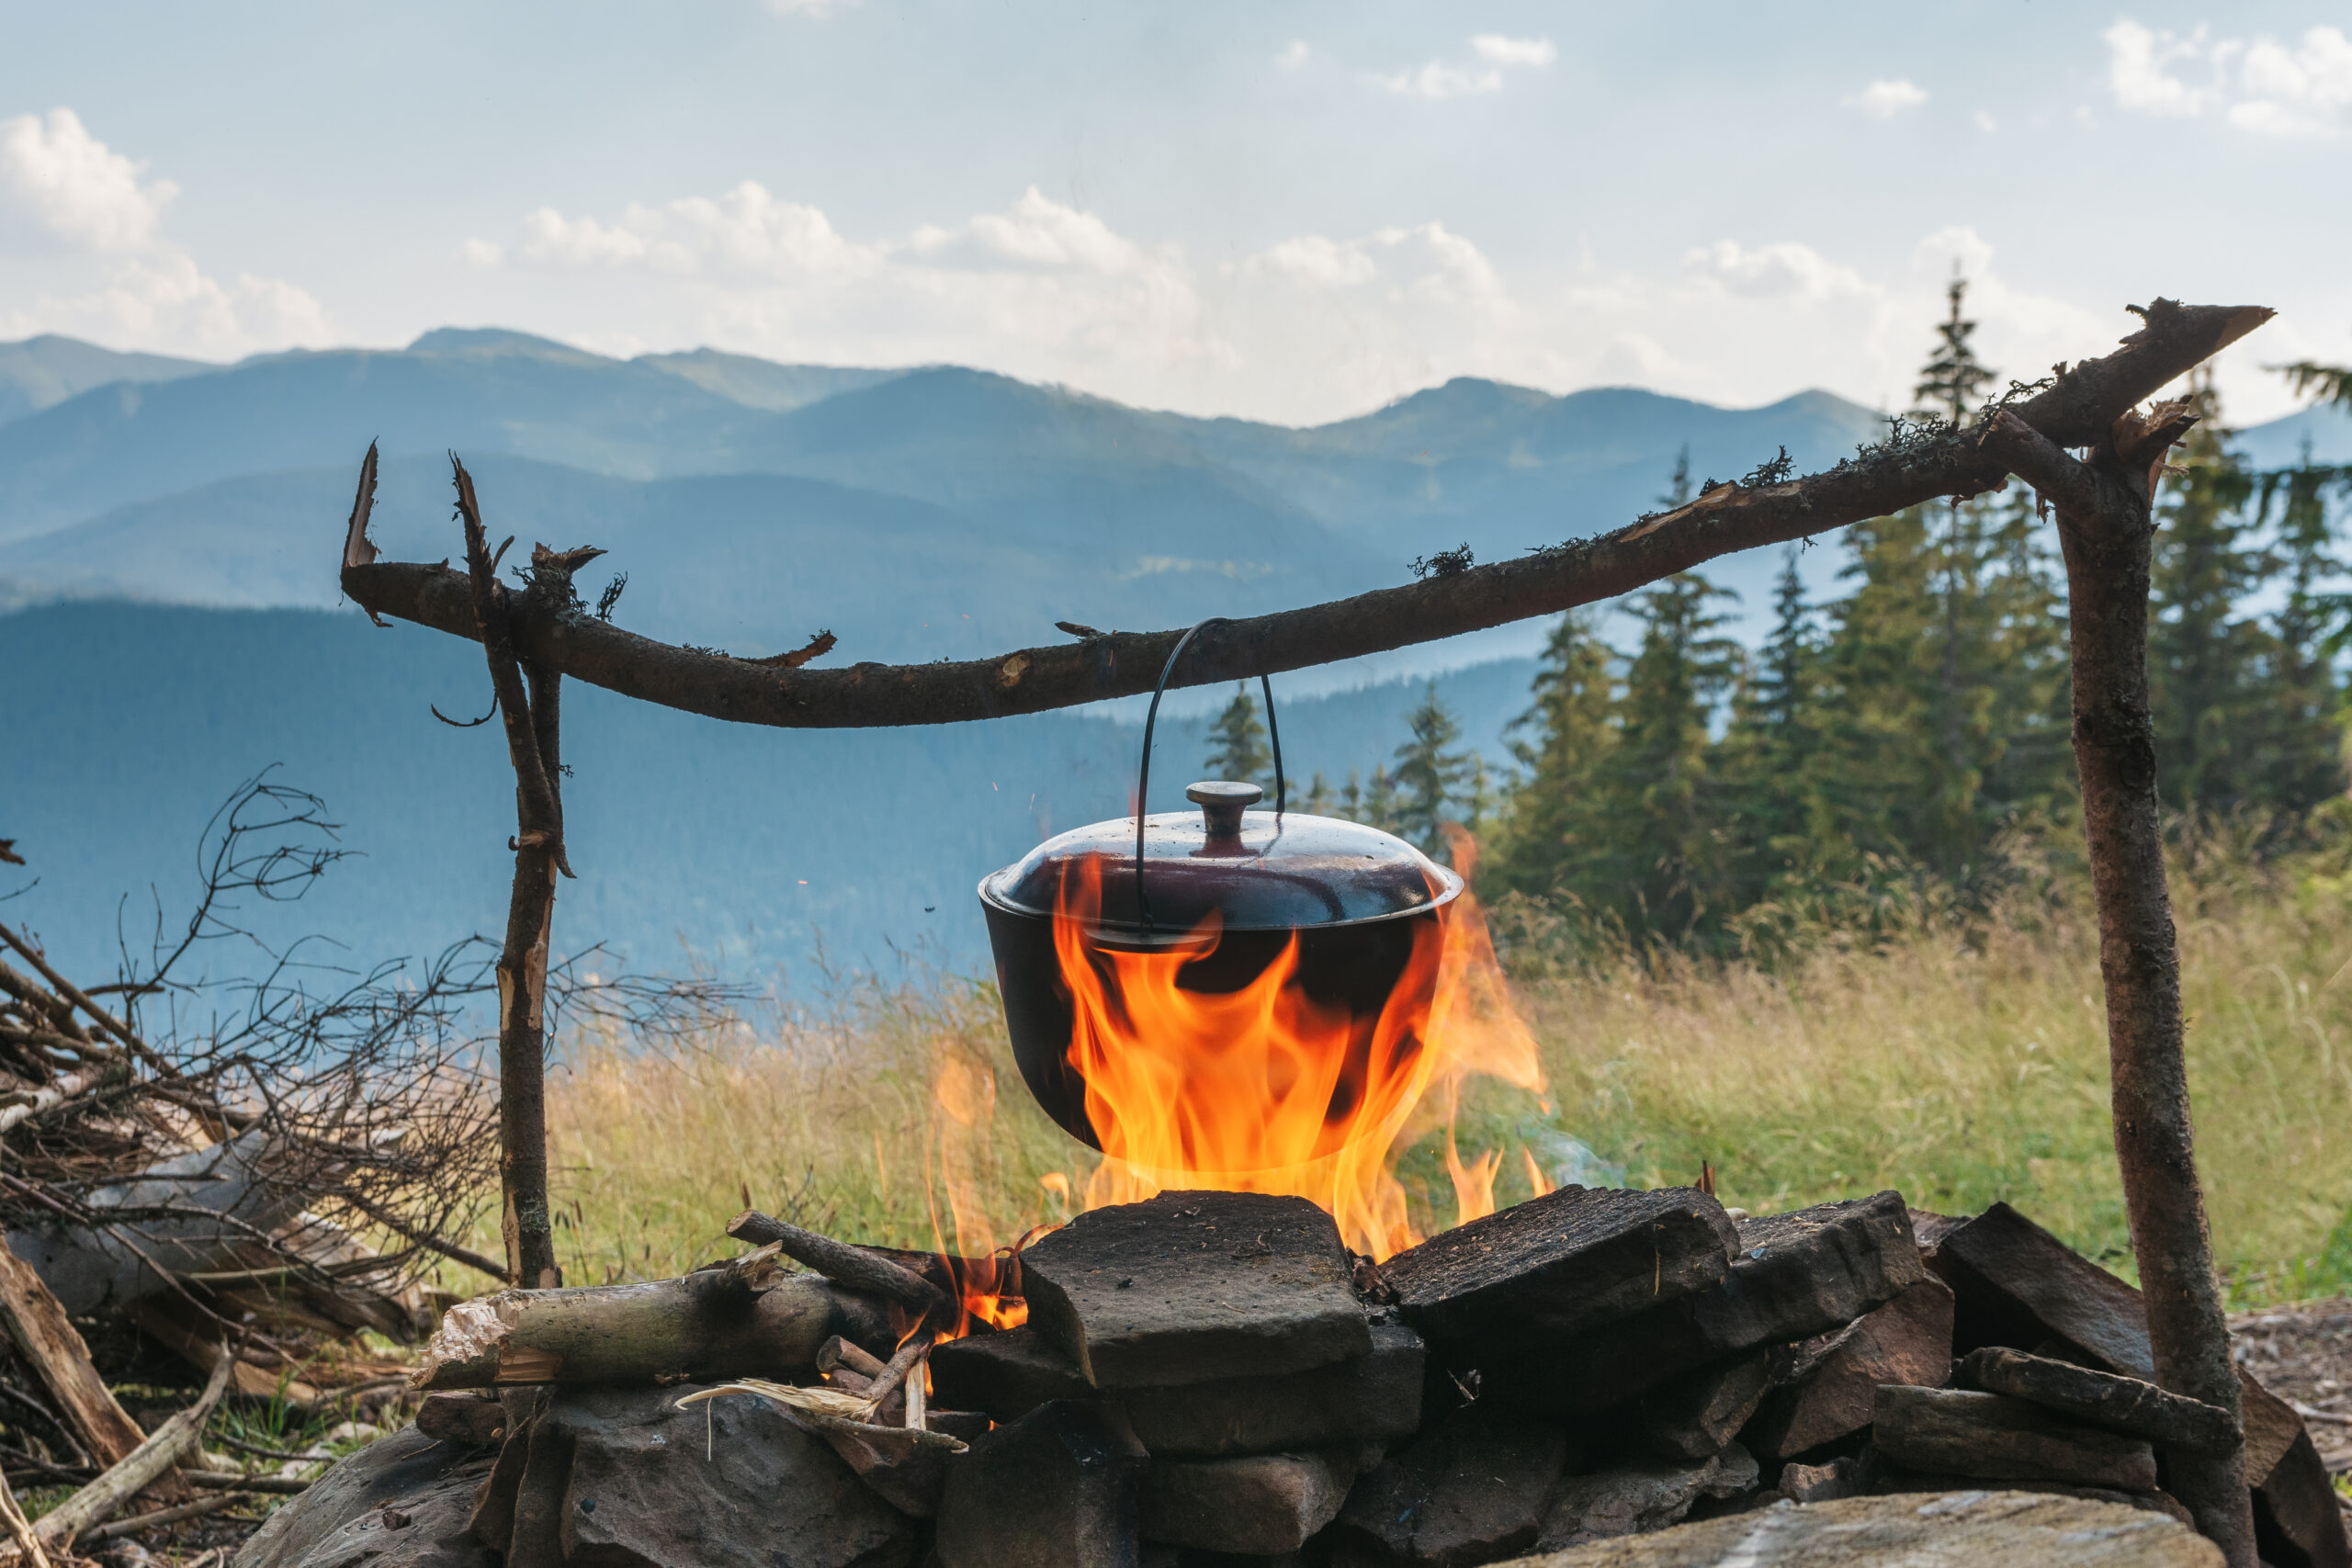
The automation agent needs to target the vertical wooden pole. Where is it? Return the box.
[454,461,601,1292]
[1987,408,2255,1565]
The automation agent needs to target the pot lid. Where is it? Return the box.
[979,780,1463,935]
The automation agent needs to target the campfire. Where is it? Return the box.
[250,780,2347,1568]
[1041,826,1543,1258]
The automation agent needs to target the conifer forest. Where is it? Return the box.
[1198,280,2352,961]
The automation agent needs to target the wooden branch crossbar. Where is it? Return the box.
[338,301,2270,729]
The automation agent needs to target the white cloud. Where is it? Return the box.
[1470,35,1556,68]
[1375,62,1504,99]
[1277,39,1310,70]
[2105,18,2352,134]
[1375,34,1553,99]
[476,185,1227,393]
[0,108,175,252]
[1845,79,1928,119]
[0,107,328,355]
[1973,110,1998,134]
[1684,240,1872,302]
[467,177,2203,429]
[764,0,860,15]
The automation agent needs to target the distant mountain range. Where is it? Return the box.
[0,327,1889,657]
[4,328,2340,982]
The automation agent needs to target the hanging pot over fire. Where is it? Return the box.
[978,620,1463,1156]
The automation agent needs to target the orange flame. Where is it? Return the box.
[1046,823,1543,1259]
[924,1046,1032,1333]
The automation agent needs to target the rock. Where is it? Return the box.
[414,1391,507,1448]
[935,1317,1426,1457]
[1930,1203,2348,1567]
[1958,1346,2236,1451]
[2239,1371,2352,1568]
[232,1428,496,1568]
[1019,1191,1371,1387]
[457,1383,915,1568]
[1494,1192,1925,1415]
[1775,1456,1860,1503]
[932,1324,1093,1416]
[1483,1489,2222,1565]
[1329,1404,1569,1566]
[936,1400,1150,1568]
[1139,1449,1360,1554]
[1861,1456,2196,1529]
[1533,1443,1759,1551]
[1639,1352,1771,1462]
[1926,1202,2153,1374]
[1743,1277,1954,1461]
[1380,1185,1737,1361]
[1871,1385,2157,1491]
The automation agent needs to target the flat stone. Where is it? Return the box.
[1959,1346,2235,1452]
[1380,1185,1737,1360]
[934,1317,1425,1457]
[1775,1457,1860,1504]
[1494,1192,1925,1415]
[1329,1404,1569,1566]
[1744,1277,1954,1461]
[1019,1191,1371,1387]
[1534,1443,1759,1551]
[2244,1384,2350,1568]
[1871,1386,2156,1492]
[1640,1352,1771,1462]
[1139,1450,1360,1554]
[932,1324,1093,1416]
[1483,1489,2222,1566]
[936,1400,1149,1568]
[1927,1203,2154,1376]
[234,1428,496,1568]
[557,1384,917,1568]
[1862,1458,2195,1529]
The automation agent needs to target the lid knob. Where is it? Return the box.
[1186,780,1261,848]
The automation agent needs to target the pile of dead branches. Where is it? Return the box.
[0,777,736,1556]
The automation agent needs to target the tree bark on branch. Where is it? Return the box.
[446,457,605,1292]
[1981,406,2257,1567]
[339,301,2270,729]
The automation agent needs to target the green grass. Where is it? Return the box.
[445,837,2352,1310]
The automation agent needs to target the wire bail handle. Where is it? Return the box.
[1133,617,1285,931]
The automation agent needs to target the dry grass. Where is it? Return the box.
[453,846,2352,1307]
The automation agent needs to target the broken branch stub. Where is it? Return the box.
[726,1208,948,1318]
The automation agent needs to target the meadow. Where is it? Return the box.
[472,829,2352,1310]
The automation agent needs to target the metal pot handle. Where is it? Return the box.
[1134,617,1284,931]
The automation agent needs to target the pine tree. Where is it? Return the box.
[1492,610,1619,899]
[1913,272,1996,426]
[1301,770,1338,815]
[1201,683,1272,786]
[2149,372,2269,815]
[1389,684,1476,858]
[1806,505,1942,874]
[1716,548,1821,898]
[1362,766,1399,836]
[1976,485,2074,818]
[2258,439,2349,815]
[1592,571,1741,939]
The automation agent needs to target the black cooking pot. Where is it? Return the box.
[978,621,1463,1150]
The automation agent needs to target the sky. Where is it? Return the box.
[0,1,2346,427]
